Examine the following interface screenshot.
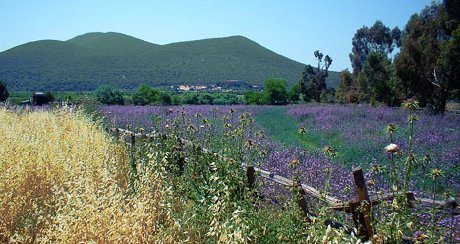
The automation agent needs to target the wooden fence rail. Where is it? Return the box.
[109,127,458,242]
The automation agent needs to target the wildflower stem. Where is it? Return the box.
[390,153,398,194]
[403,111,415,193]
[431,177,437,240]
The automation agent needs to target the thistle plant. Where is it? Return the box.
[401,99,419,193]
[385,123,399,191]
[385,142,400,194]
[288,158,301,187]
[322,145,336,193]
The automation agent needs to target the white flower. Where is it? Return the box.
[385,143,399,153]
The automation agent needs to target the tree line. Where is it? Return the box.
[93,84,245,106]
[334,0,460,113]
[246,1,460,112]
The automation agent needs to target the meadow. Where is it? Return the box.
[1,103,459,242]
[100,104,460,197]
[99,103,459,241]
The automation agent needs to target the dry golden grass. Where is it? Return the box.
[0,108,175,243]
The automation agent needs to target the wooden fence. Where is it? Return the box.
[109,127,458,242]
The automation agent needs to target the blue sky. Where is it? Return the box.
[1,0,433,71]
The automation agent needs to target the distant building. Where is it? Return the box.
[29,92,54,106]
[32,92,45,105]
[178,85,191,91]
[178,85,208,91]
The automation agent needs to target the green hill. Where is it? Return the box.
[0,32,339,91]
[68,32,159,55]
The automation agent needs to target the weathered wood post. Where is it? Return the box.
[130,133,136,149]
[245,165,258,203]
[246,166,256,189]
[406,192,416,208]
[351,168,373,241]
[295,181,312,222]
[447,198,458,243]
[114,128,120,141]
[130,132,138,178]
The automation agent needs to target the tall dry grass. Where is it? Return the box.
[0,108,175,243]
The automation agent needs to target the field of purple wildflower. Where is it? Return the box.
[100,105,355,199]
[99,104,459,241]
[287,104,460,194]
[100,104,460,197]
[100,105,259,129]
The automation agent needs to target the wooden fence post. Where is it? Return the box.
[246,166,256,189]
[351,168,373,241]
[406,192,416,208]
[114,128,120,141]
[447,198,458,243]
[295,181,312,222]
[130,133,136,148]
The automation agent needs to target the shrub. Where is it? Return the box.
[95,85,124,105]
[158,91,172,105]
[288,83,301,103]
[244,91,264,104]
[262,78,288,105]
[132,84,160,105]
[320,88,336,103]
[213,93,242,105]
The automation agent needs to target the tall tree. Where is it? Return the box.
[349,21,401,76]
[348,21,401,105]
[0,80,8,102]
[361,52,392,105]
[300,51,332,102]
[445,0,460,20]
[335,70,356,103]
[395,2,460,113]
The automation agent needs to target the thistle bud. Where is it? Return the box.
[386,123,397,133]
[367,178,376,187]
[429,168,443,180]
[323,145,337,157]
[299,127,306,135]
[245,139,253,147]
[288,159,300,168]
[402,99,419,110]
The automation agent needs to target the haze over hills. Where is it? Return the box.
[0,32,339,91]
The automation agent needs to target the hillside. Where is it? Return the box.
[0,32,339,91]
